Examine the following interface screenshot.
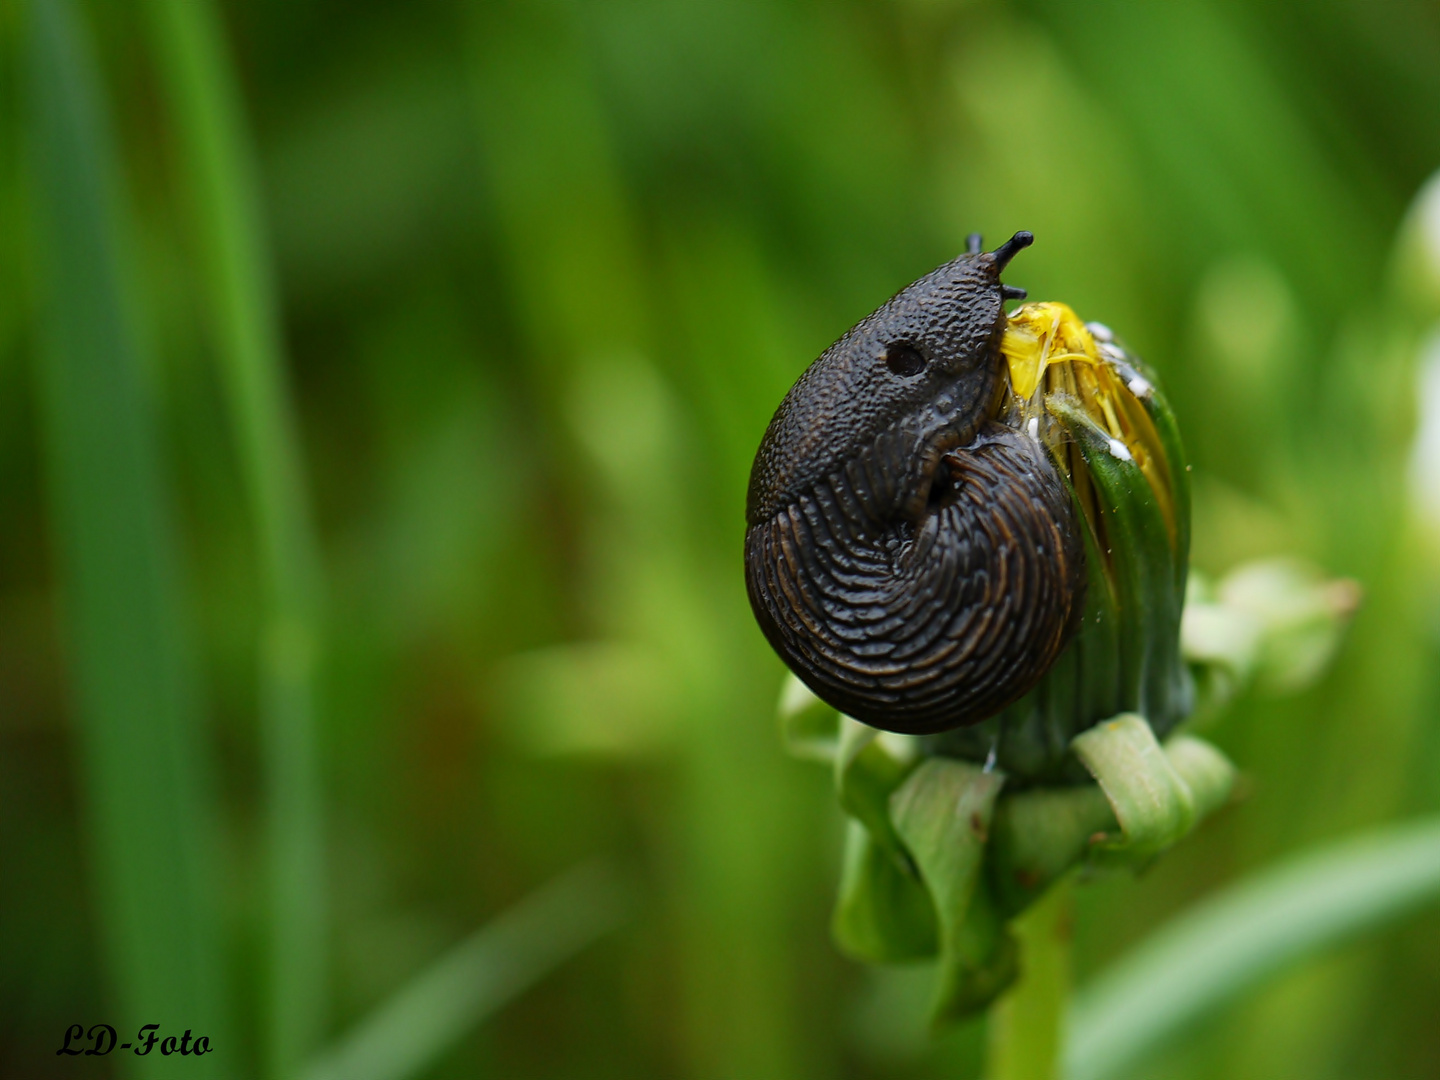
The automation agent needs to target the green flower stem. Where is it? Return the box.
[986,877,1074,1080]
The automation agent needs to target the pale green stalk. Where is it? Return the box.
[987,879,1073,1080]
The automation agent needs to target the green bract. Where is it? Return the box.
[927,303,1192,783]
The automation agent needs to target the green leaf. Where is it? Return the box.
[25,0,231,1071]
[1066,817,1440,1080]
[1071,714,1194,855]
[832,821,938,963]
[303,861,630,1080]
[889,758,1015,1025]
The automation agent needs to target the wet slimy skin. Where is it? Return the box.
[744,234,1087,736]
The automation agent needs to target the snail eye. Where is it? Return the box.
[884,342,927,377]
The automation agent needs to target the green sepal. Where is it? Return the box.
[831,820,938,963]
[990,783,1118,918]
[987,725,1235,909]
[1129,357,1192,595]
[836,715,920,858]
[889,758,1016,1025]
[1072,714,1195,857]
[778,672,841,762]
[1163,733,1237,820]
[932,878,1018,1028]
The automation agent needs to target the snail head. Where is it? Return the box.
[746,232,1033,526]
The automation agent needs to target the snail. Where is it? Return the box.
[745,232,1090,737]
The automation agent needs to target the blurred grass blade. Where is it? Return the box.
[1065,817,1440,1080]
[143,1,327,1073]
[25,0,231,1074]
[301,861,631,1080]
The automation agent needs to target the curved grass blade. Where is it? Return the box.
[25,0,231,1072]
[143,1,328,1072]
[301,861,631,1080]
[1065,817,1440,1080]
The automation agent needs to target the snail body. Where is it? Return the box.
[744,234,1087,736]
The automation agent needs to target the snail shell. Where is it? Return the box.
[744,234,1086,736]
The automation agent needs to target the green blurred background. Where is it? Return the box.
[5,0,1440,1077]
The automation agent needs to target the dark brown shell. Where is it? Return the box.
[743,236,1086,735]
